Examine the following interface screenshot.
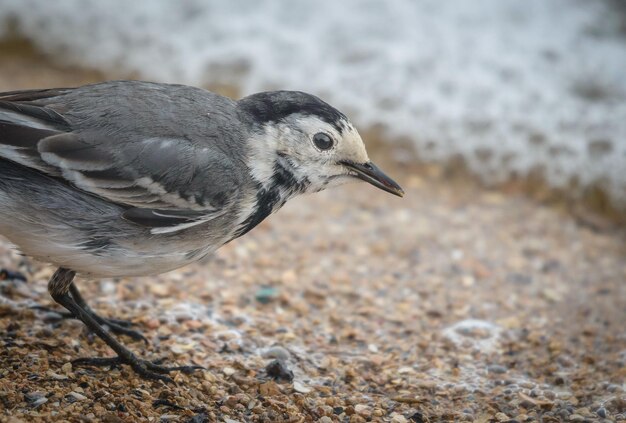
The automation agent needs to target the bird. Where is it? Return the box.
[0,80,403,381]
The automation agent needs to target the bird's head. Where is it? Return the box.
[239,91,404,197]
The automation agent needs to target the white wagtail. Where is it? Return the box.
[0,80,403,381]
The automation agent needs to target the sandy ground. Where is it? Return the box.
[0,39,625,422]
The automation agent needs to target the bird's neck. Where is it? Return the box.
[234,147,309,239]
[253,155,310,213]
[245,125,311,197]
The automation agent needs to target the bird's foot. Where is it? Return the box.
[94,318,148,343]
[32,305,147,343]
[72,356,204,383]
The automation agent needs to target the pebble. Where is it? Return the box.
[390,415,408,423]
[25,391,48,408]
[258,381,281,397]
[255,286,279,304]
[265,359,294,382]
[354,404,371,417]
[293,381,312,394]
[262,346,290,361]
[595,407,607,418]
[487,364,508,374]
[67,391,88,401]
[46,370,68,380]
[31,397,48,408]
[495,412,509,421]
[222,367,236,376]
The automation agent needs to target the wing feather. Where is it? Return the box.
[0,85,242,233]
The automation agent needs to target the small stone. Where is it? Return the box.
[150,284,170,297]
[318,417,333,423]
[255,286,279,304]
[46,370,68,380]
[568,415,584,422]
[495,412,509,422]
[461,275,475,287]
[30,397,48,408]
[61,362,72,374]
[574,407,591,416]
[102,414,124,423]
[293,381,312,393]
[262,346,290,361]
[25,392,47,408]
[222,367,236,376]
[187,413,209,423]
[265,359,293,382]
[595,407,607,418]
[487,364,507,374]
[67,391,87,401]
[390,415,408,423]
[258,381,281,397]
[354,404,370,417]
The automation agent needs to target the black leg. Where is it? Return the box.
[68,283,147,342]
[47,268,203,382]
[33,281,146,342]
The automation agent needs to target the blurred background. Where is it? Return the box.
[0,0,625,221]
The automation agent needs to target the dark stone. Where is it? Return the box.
[595,407,607,418]
[186,413,209,423]
[265,359,294,382]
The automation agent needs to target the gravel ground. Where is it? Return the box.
[0,39,625,423]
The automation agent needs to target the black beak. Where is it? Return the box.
[341,161,405,197]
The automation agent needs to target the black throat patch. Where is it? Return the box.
[233,160,309,239]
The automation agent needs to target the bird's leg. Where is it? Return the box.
[68,282,148,343]
[47,268,203,382]
[33,279,146,342]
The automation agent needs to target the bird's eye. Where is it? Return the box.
[313,132,334,150]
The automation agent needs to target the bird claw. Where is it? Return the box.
[72,356,204,383]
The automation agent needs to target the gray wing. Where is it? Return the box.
[0,84,242,234]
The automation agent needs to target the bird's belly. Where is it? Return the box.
[69,251,214,278]
[0,227,216,278]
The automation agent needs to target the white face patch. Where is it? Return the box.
[274,114,370,193]
[246,125,280,188]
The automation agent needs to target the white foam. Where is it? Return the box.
[442,319,503,353]
[1,0,625,205]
